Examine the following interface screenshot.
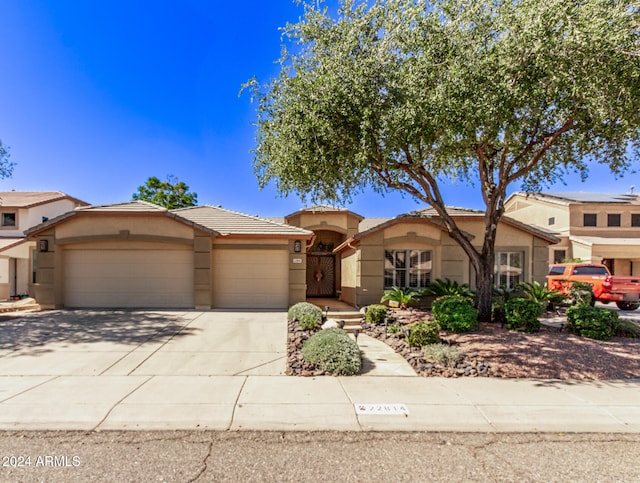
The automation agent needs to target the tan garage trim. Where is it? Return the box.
[212,248,288,309]
[64,246,194,308]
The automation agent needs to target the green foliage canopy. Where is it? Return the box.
[132,175,198,209]
[250,0,640,203]
[248,0,640,320]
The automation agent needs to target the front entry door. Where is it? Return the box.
[306,255,335,297]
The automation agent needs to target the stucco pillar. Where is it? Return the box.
[193,235,212,309]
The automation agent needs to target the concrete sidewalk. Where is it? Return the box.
[0,309,638,433]
[0,374,638,432]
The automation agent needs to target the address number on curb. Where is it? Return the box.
[354,404,409,415]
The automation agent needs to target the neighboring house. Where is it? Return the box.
[504,192,640,276]
[26,201,313,309]
[0,191,88,300]
[285,206,558,308]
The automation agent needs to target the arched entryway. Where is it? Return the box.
[306,230,345,297]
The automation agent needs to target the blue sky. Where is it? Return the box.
[0,0,637,218]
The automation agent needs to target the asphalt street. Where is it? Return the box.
[0,431,639,482]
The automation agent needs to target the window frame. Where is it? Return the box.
[384,249,432,289]
[583,213,597,227]
[631,213,640,227]
[607,213,621,227]
[495,251,524,290]
[0,211,16,228]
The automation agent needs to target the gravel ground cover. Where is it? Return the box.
[287,309,640,379]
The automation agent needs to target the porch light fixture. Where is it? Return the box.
[39,240,48,252]
[339,320,345,329]
[294,240,302,253]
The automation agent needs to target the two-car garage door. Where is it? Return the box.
[64,247,194,308]
[63,246,290,309]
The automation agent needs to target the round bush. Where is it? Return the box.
[423,343,461,367]
[406,321,441,347]
[302,328,361,375]
[566,306,619,340]
[432,296,478,333]
[288,302,322,330]
[504,298,543,333]
[365,304,388,324]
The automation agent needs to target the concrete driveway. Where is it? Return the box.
[0,310,287,377]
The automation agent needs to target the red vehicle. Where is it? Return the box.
[547,263,640,311]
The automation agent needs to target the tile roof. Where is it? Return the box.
[515,191,640,204]
[76,200,167,212]
[172,205,313,237]
[0,191,88,208]
[335,205,559,252]
[359,218,391,232]
[0,237,28,252]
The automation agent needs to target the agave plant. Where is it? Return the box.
[423,278,475,299]
[380,287,420,309]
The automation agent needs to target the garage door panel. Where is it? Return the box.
[64,248,194,308]
[212,249,288,309]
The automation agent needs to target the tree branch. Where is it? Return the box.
[506,117,575,184]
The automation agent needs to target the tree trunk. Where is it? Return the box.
[474,253,495,322]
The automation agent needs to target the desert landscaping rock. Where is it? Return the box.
[287,308,640,379]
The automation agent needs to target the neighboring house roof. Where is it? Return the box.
[173,205,313,238]
[0,237,29,252]
[510,191,640,205]
[75,200,166,212]
[285,205,364,221]
[335,205,559,253]
[0,191,88,208]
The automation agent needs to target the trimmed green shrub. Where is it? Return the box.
[615,319,640,338]
[504,298,543,333]
[302,328,361,375]
[387,322,402,334]
[423,343,461,367]
[566,306,619,340]
[432,296,478,333]
[288,302,323,329]
[365,304,388,324]
[405,321,441,347]
[568,281,595,307]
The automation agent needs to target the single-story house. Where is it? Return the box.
[26,201,558,310]
[284,206,559,308]
[26,201,313,309]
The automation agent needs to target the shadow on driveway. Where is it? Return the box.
[0,310,200,357]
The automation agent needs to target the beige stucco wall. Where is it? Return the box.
[287,211,360,238]
[56,215,194,242]
[342,218,555,307]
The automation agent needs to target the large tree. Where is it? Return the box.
[247,0,640,320]
[132,175,198,209]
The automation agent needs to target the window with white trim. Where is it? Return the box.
[495,251,523,290]
[1,212,16,227]
[384,250,432,289]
